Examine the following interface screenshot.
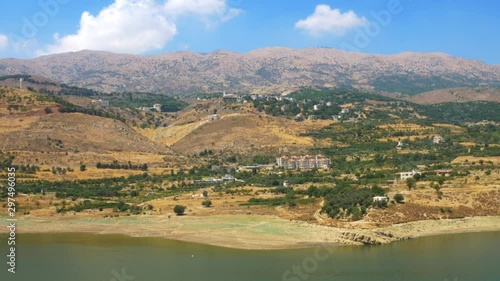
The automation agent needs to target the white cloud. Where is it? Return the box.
[295,5,367,37]
[0,34,8,49]
[163,0,243,28]
[164,0,227,16]
[37,0,241,56]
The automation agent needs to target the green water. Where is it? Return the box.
[1,231,499,281]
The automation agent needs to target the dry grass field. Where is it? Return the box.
[169,114,333,154]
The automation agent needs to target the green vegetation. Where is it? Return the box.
[394,193,405,204]
[174,205,186,215]
[201,200,212,207]
[36,93,126,122]
[414,102,500,124]
[252,87,499,124]
[96,161,148,171]
[315,184,386,220]
[109,92,188,112]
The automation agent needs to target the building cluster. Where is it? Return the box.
[194,174,238,184]
[223,93,246,103]
[250,94,295,103]
[91,99,109,107]
[276,155,331,170]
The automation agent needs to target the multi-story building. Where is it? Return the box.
[276,155,331,170]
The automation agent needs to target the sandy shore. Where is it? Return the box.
[2,214,500,249]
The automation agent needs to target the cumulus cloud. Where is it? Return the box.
[38,0,241,56]
[295,5,367,37]
[164,0,227,16]
[0,34,8,49]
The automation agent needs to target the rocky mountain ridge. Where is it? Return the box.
[0,47,499,96]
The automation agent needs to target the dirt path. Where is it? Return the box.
[313,200,327,224]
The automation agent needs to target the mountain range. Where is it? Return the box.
[0,47,499,96]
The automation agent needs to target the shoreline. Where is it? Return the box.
[2,215,500,250]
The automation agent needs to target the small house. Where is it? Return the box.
[399,169,421,180]
[222,174,236,182]
[208,114,220,121]
[373,196,388,203]
[435,169,453,177]
[433,135,445,144]
[153,104,162,112]
[294,114,304,122]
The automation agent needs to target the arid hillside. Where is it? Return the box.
[1,48,498,95]
[169,114,332,155]
[0,87,177,168]
[134,99,333,155]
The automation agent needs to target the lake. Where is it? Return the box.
[1,231,499,281]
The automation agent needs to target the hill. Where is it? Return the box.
[0,87,178,169]
[0,48,499,96]
[407,87,500,104]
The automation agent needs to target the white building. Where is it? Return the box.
[91,99,109,107]
[208,114,220,121]
[399,169,422,180]
[222,174,236,182]
[373,196,388,203]
[276,155,331,170]
[433,135,445,144]
[153,104,162,112]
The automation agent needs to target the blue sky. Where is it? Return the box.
[0,0,498,64]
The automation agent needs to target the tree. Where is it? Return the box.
[202,190,208,197]
[437,178,445,186]
[130,190,139,197]
[394,193,405,204]
[406,178,416,190]
[44,107,52,114]
[117,201,129,212]
[79,164,86,172]
[202,200,212,208]
[431,182,442,199]
[173,205,186,215]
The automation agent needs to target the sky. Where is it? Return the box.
[0,0,498,64]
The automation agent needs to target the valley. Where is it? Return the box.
[0,82,499,249]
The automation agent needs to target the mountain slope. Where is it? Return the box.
[407,87,500,104]
[0,88,172,154]
[1,48,499,95]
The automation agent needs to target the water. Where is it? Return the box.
[1,231,499,281]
